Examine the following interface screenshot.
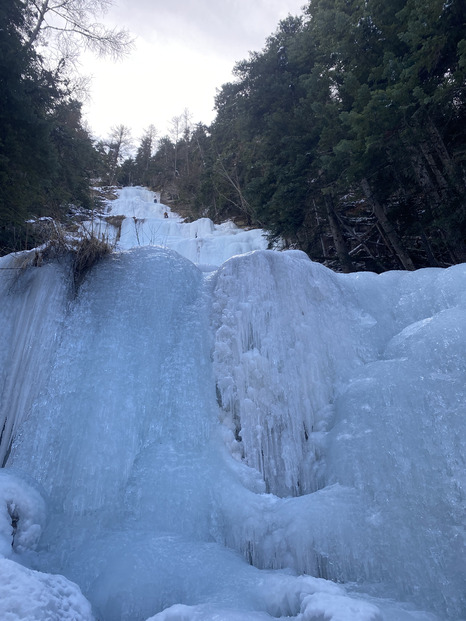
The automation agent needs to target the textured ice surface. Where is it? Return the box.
[0,187,464,620]
[211,251,465,618]
[0,557,94,621]
[0,253,69,466]
[0,471,46,557]
[90,186,268,266]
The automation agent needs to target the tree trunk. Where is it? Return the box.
[324,194,353,272]
[25,0,50,49]
[418,225,440,267]
[419,141,450,197]
[216,158,254,223]
[426,119,463,191]
[400,134,444,218]
[361,178,415,270]
[313,200,329,260]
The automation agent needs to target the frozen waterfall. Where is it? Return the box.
[0,187,464,621]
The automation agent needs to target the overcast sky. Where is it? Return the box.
[80,0,305,143]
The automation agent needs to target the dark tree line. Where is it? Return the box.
[123,0,465,271]
[2,0,465,270]
[0,0,130,255]
[206,0,466,271]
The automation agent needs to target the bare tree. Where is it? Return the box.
[107,124,133,183]
[143,124,158,156]
[169,115,183,177]
[135,125,158,182]
[24,0,134,70]
[181,108,193,139]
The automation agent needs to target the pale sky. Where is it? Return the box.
[80,1,305,143]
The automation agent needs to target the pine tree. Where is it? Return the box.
[0,0,58,252]
[0,0,105,254]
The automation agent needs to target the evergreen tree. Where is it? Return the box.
[133,125,158,187]
[0,0,58,252]
[0,0,106,254]
[198,0,465,270]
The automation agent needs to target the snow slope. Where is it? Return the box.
[0,187,464,621]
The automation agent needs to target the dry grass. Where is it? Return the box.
[72,232,112,289]
[104,214,125,243]
[16,218,114,291]
[105,215,125,228]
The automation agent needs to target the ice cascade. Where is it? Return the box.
[0,187,464,621]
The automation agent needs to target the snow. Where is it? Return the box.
[0,558,94,621]
[0,471,46,558]
[0,187,464,621]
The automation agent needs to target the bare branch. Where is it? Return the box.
[24,0,134,69]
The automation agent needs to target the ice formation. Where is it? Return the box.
[0,187,464,621]
[0,557,94,621]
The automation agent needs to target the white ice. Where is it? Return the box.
[0,187,464,621]
[0,557,94,621]
[90,186,269,267]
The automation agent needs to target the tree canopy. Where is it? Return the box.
[119,0,465,271]
[195,0,465,270]
[0,0,129,254]
[2,0,465,269]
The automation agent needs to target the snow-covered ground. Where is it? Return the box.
[0,187,464,621]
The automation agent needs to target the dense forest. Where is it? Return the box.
[0,0,131,254]
[2,0,465,271]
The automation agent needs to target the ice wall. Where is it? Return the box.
[329,265,466,616]
[0,252,70,466]
[211,250,375,497]
[211,251,466,619]
[90,186,268,266]
[0,186,464,621]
